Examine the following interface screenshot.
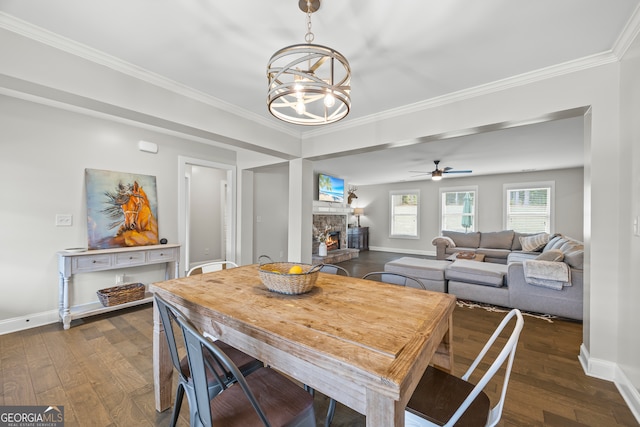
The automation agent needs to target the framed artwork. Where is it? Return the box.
[85,168,159,249]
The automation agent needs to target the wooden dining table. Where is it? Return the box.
[150,264,456,427]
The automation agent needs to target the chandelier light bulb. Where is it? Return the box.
[296,100,306,115]
[324,92,336,108]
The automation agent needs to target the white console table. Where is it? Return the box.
[57,244,180,329]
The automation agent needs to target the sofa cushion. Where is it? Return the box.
[519,233,549,252]
[384,257,449,281]
[442,230,480,249]
[476,248,511,260]
[479,230,515,250]
[445,260,508,287]
[564,248,584,269]
[535,249,564,262]
[507,251,539,263]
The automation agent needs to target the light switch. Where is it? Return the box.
[56,214,73,226]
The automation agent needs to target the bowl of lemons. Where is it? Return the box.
[258,255,323,295]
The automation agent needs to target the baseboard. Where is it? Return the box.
[369,246,437,257]
[0,310,59,335]
[580,344,640,424]
[615,366,640,424]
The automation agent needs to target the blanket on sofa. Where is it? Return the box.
[523,260,571,290]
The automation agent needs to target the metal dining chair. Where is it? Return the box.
[174,302,317,427]
[405,309,525,427]
[186,260,239,276]
[361,271,427,290]
[154,294,263,427]
[319,264,350,276]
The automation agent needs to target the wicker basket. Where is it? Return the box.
[97,283,146,307]
[258,256,322,295]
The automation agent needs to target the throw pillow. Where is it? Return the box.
[519,233,550,252]
[535,249,564,262]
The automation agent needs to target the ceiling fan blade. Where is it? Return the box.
[409,170,432,175]
[443,169,473,174]
[443,166,453,172]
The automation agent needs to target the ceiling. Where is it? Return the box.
[1,0,639,184]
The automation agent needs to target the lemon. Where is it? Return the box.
[288,265,303,275]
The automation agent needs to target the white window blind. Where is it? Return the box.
[390,191,419,238]
[505,186,552,233]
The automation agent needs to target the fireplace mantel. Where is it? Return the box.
[313,201,353,215]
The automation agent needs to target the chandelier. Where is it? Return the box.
[267,0,351,126]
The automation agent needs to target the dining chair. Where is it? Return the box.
[361,271,427,290]
[154,294,263,427]
[405,308,525,427]
[174,303,317,427]
[319,264,350,276]
[186,260,239,276]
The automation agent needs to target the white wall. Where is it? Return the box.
[252,163,289,262]
[0,95,235,328]
[619,29,640,401]
[353,168,583,254]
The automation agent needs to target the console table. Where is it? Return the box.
[348,226,369,250]
[57,244,180,329]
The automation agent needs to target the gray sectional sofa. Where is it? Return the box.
[432,229,539,263]
[388,231,585,320]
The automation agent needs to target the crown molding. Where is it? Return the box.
[301,50,618,140]
[0,12,300,139]
[612,3,640,58]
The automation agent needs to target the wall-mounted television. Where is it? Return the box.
[318,173,345,203]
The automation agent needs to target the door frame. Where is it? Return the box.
[178,156,236,276]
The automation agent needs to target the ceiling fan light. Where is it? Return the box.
[432,174,443,181]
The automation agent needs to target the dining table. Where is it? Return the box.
[150,264,456,427]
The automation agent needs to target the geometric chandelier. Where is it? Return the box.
[267,0,351,125]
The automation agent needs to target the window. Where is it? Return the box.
[390,190,419,238]
[440,188,477,232]
[504,182,554,233]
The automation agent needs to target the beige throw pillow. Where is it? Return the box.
[535,249,564,262]
[520,233,550,252]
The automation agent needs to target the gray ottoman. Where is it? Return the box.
[384,257,450,292]
[446,260,510,307]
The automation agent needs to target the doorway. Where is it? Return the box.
[178,156,236,276]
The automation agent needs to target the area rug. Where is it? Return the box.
[456,299,557,323]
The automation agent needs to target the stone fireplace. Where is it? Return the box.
[312,201,359,264]
[312,214,347,254]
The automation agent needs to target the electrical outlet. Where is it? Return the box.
[115,274,125,285]
[55,214,73,226]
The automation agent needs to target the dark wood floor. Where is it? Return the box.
[0,251,637,426]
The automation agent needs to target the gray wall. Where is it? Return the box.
[346,168,583,255]
[0,95,235,324]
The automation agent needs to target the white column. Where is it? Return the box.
[288,159,314,263]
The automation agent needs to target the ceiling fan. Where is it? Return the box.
[410,160,472,181]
